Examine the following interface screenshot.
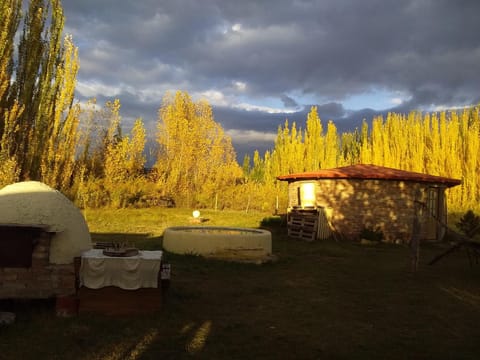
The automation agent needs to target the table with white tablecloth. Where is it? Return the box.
[79,249,163,290]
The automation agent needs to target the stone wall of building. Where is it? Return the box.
[0,231,76,299]
[288,179,433,243]
[323,179,422,242]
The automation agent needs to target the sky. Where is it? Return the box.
[61,0,480,161]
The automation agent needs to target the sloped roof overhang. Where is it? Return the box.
[277,164,461,188]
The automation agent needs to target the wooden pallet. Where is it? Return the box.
[288,213,319,241]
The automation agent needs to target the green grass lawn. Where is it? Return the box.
[1,208,480,359]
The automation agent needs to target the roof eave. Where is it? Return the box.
[277,175,462,188]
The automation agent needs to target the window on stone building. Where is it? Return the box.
[427,187,439,219]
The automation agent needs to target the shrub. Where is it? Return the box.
[76,178,110,208]
[359,225,384,242]
[456,210,480,238]
[260,215,285,228]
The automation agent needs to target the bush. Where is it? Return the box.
[359,225,384,242]
[75,179,110,208]
[456,210,480,238]
[260,215,285,228]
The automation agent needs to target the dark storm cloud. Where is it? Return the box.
[62,0,480,158]
[281,95,298,108]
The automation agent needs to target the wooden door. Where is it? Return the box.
[424,187,440,240]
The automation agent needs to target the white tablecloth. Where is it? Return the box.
[80,249,163,290]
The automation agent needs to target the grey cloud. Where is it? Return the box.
[61,0,480,159]
[64,0,480,105]
[315,103,346,120]
[281,95,298,108]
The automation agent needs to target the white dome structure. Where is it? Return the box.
[0,181,91,264]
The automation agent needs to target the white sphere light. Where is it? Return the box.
[192,210,201,218]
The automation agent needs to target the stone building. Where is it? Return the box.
[277,164,461,243]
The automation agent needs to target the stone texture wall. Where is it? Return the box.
[288,179,435,243]
[0,231,76,299]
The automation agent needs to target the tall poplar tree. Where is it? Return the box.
[40,34,80,191]
[304,106,323,171]
[270,119,305,177]
[0,0,79,187]
[323,120,339,168]
[0,0,23,186]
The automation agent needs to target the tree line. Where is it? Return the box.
[245,106,479,213]
[1,0,479,213]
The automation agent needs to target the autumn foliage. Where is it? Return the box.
[154,91,242,208]
[249,106,479,212]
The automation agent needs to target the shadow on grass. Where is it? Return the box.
[0,298,55,317]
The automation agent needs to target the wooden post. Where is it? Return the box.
[245,194,250,214]
[410,190,424,272]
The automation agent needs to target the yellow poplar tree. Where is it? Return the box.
[0,0,81,190]
[407,111,425,173]
[304,106,324,171]
[370,116,384,166]
[461,107,479,209]
[100,99,146,207]
[0,0,22,186]
[339,130,361,165]
[359,120,372,164]
[40,35,80,192]
[270,119,305,176]
[323,120,339,168]
[252,105,480,213]
[155,91,241,207]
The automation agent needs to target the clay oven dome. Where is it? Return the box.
[0,181,91,264]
